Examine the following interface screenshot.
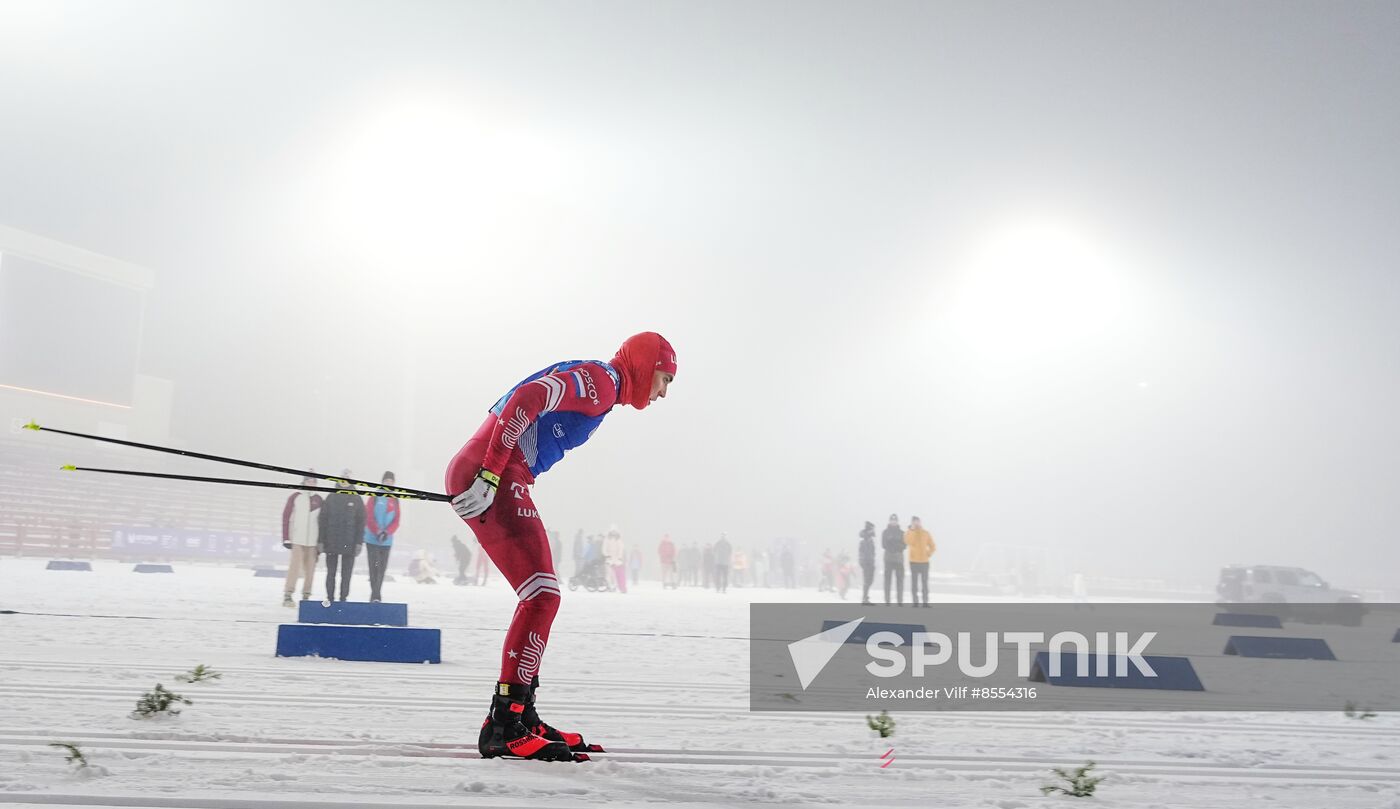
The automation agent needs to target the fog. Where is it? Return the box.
[2,0,1397,590]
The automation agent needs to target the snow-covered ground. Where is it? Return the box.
[2,558,1398,808]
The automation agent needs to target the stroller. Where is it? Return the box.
[568,557,613,592]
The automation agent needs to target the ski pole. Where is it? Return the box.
[60,465,450,501]
[23,421,445,501]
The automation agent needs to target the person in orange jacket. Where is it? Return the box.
[904,516,936,608]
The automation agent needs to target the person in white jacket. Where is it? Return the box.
[280,475,322,606]
[603,527,627,594]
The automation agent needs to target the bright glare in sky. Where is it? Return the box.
[946,216,1135,366]
[311,91,572,266]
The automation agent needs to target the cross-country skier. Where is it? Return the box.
[445,332,677,762]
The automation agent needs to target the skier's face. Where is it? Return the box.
[649,370,674,403]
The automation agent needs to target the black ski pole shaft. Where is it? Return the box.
[24,420,447,501]
[62,466,450,501]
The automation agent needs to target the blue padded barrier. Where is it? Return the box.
[298,600,408,627]
[821,620,926,645]
[1028,652,1205,691]
[1223,635,1335,660]
[46,560,92,571]
[275,624,440,664]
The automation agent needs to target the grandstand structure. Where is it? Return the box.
[0,225,281,560]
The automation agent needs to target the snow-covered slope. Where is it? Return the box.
[2,559,1397,807]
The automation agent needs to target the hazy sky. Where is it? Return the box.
[2,0,1397,589]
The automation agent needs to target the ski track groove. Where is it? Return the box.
[0,794,573,809]
[3,683,1398,740]
[0,659,741,692]
[8,660,1397,738]
[3,733,1399,784]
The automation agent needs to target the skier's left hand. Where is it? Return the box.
[452,469,500,519]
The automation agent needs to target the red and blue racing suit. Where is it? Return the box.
[445,360,621,685]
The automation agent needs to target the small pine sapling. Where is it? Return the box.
[1041,761,1105,797]
[48,742,87,767]
[175,664,222,683]
[130,684,192,718]
[866,710,896,738]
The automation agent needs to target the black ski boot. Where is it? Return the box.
[477,682,584,762]
[524,675,605,753]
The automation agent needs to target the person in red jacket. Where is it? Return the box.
[446,332,676,762]
[658,534,678,590]
[363,471,401,603]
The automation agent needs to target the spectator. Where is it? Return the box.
[819,549,834,592]
[364,470,401,603]
[881,513,905,605]
[683,542,699,586]
[318,471,366,602]
[474,533,492,585]
[407,549,440,584]
[712,533,732,594]
[280,474,322,607]
[628,545,642,586]
[702,542,714,589]
[835,551,853,600]
[753,547,768,588]
[572,529,585,577]
[780,544,796,589]
[604,527,627,594]
[549,530,562,570]
[858,521,876,605]
[451,535,473,585]
[905,515,935,608]
[658,534,678,589]
[732,547,748,587]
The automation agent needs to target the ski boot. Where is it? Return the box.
[524,675,604,753]
[282,593,294,608]
[478,682,584,762]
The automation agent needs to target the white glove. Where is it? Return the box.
[452,469,500,519]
